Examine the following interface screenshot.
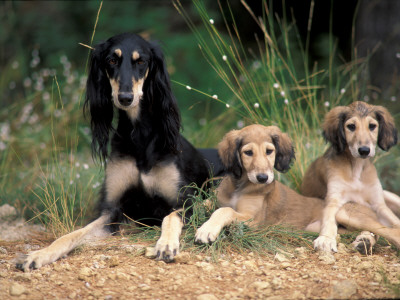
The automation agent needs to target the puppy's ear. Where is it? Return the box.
[374,106,398,151]
[84,42,114,164]
[146,42,181,153]
[269,126,295,173]
[322,106,349,153]
[218,130,242,179]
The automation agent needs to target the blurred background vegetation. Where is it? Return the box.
[0,0,399,232]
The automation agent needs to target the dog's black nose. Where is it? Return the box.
[256,174,268,183]
[118,94,133,106]
[358,146,370,157]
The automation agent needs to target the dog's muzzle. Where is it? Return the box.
[256,173,268,184]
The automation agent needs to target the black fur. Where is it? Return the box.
[375,110,398,151]
[271,135,295,173]
[323,112,348,154]
[84,33,224,231]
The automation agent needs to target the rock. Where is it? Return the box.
[243,260,258,270]
[174,252,190,264]
[271,277,282,290]
[337,243,349,253]
[251,281,270,291]
[357,261,374,271]
[195,261,214,272]
[0,246,7,254]
[145,247,156,258]
[9,283,27,296]
[274,253,288,262]
[197,294,218,300]
[280,262,292,269]
[318,251,335,264]
[0,204,17,219]
[78,267,92,280]
[294,247,308,258]
[330,280,357,299]
[108,256,120,267]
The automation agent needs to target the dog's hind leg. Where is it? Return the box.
[155,209,184,262]
[384,190,400,217]
[15,214,110,272]
[337,203,400,251]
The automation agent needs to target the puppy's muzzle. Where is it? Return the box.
[256,173,268,184]
[118,93,134,107]
[358,146,370,158]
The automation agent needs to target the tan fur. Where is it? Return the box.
[114,48,122,57]
[105,158,140,204]
[301,101,400,252]
[196,125,324,244]
[132,50,140,60]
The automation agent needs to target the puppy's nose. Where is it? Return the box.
[118,93,133,106]
[256,173,268,184]
[358,146,370,157]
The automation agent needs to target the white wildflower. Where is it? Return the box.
[273,83,279,89]
[254,103,260,108]
[237,120,244,128]
[83,164,89,170]
[284,99,289,105]
[186,85,191,90]
[363,95,370,102]
[226,103,230,108]
[280,91,285,97]
[76,173,80,179]
[222,55,227,61]
[23,78,32,88]
[305,142,311,149]
[212,95,218,99]
[340,88,346,94]
[75,162,80,167]
[390,96,396,102]
[0,141,6,151]
[324,101,330,107]
[69,180,74,185]
[396,53,400,59]
[11,61,19,69]
[209,19,214,25]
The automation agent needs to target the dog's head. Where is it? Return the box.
[323,101,398,158]
[218,124,295,184]
[84,33,180,162]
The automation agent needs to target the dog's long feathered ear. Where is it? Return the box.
[269,126,295,173]
[84,43,113,163]
[146,42,181,153]
[322,106,349,153]
[374,106,398,151]
[218,130,242,179]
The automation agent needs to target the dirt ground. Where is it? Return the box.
[1,221,400,300]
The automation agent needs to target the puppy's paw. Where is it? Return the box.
[352,231,376,255]
[15,250,48,272]
[154,237,179,263]
[313,236,337,253]
[195,221,221,244]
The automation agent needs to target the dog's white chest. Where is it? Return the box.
[140,163,181,203]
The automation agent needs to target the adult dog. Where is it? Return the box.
[195,124,325,243]
[301,101,400,253]
[16,33,223,271]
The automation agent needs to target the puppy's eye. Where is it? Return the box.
[137,60,146,65]
[108,58,117,65]
[266,149,273,155]
[347,124,356,131]
[244,150,253,156]
[369,124,377,131]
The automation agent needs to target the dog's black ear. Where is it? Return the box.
[270,127,295,173]
[374,106,398,151]
[322,106,349,153]
[146,42,181,153]
[218,130,243,179]
[84,42,114,163]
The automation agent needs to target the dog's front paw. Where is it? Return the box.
[313,236,337,252]
[15,250,48,272]
[195,221,221,244]
[351,231,376,255]
[154,237,179,263]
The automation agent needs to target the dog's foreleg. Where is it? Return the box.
[313,196,342,252]
[15,214,110,272]
[155,210,183,262]
[337,202,400,250]
[195,207,252,244]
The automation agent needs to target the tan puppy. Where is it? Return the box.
[301,101,400,253]
[195,124,325,243]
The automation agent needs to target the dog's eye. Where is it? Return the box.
[244,150,253,156]
[108,58,118,65]
[137,60,146,65]
[347,124,356,131]
[369,124,377,131]
[266,149,273,155]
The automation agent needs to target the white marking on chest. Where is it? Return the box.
[140,162,181,205]
[105,158,140,204]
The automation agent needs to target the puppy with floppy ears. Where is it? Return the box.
[301,101,400,253]
[195,124,325,243]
